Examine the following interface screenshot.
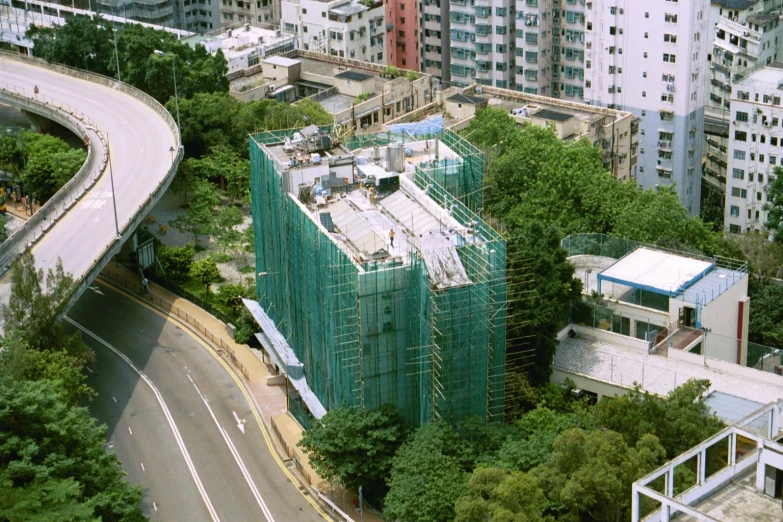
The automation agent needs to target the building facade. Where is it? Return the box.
[248,126,505,427]
[583,0,709,215]
[419,0,447,80]
[724,64,783,234]
[385,0,418,70]
[280,0,386,64]
[217,0,278,28]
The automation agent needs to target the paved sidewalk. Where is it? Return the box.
[99,262,384,522]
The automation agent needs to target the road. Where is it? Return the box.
[0,56,178,323]
[66,283,326,522]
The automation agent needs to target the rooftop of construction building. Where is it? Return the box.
[260,127,484,288]
[736,61,783,87]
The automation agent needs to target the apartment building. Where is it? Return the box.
[583,1,708,215]
[98,0,217,31]
[385,0,418,70]
[724,63,783,234]
[281,0,386,63]
[703,2,783,200]
[419,0,447,81]
[447,0,515,89]
[513,0,586,98]
[218,0,277,28]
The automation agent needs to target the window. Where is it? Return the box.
[736,111,749,122]
[732,168,745,180]
[663,53,676,63]
[731,187,748,198]
[734,150,746,160]
[665,13,678,23]
[735,131,748,142]
[771,156,777,165]
[663,34,677,43]
[730,205,740,217]
[661,112,674,122]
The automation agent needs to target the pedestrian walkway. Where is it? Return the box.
[99,262,383,522]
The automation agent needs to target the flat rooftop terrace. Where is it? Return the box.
[676,471,782,522]
[554,334,783,410]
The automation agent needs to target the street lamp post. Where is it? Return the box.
[103,132,122,240]
[112,27,121,82]
[153,50,182,146]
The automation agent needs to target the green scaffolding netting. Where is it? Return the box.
[250,128,505,427]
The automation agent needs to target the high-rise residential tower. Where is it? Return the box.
[584,0,709,214]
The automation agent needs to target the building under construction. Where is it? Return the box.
[245,124,506,427]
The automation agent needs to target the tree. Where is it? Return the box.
[0,336,95,406]
[765,167,783,244]
[749,284,783,347]
[730,232,783,286]
[700,189,725,232]
[26,17,112,74]
[385,422,472,522]
[19,132,86,203]
[0,250,86,358]
[0,215,7,244]
[156,244,195,282]
[454,468,548,522]
[170,179,219,246]
[505,222,582,385]
[0,133,24,175]
[591,379,723,458]
[534,429,666,522]
[298,404,409,499]
[0,377,146,521]
[189,257,221,289]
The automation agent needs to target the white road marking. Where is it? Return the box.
[88,285,105,296]
[86,367,93,373]
[141,462,145,472]
[129,427,133,435]
[65,317,221,522]
[187,373,275,522]
[153,502,158,512]
[232,411,246,434]
[113,396,117,403]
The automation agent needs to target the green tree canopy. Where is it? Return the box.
[749,284,783,347]
[466,107,728,257]
[505,222,582,385]
[0,377,146,521]
[0,250,86,360]
[455,467,549,522]
[189,257,221,288]
[591,379,723,458]
[17,132,86,203]
[764,167,783,244]
[384,422,473,522]
[169,178,220,246]
[534,429,666,522]
[298,404,409,498]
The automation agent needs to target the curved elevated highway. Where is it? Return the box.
[0,52,182,323]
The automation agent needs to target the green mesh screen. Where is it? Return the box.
[250,128,505,427]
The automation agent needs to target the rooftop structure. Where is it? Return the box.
[395,84,639,182]
[230,50,433,132]
[182,23,296,76]
[565,234,750,365]
[246,125,506,427]
[632,400,783,522]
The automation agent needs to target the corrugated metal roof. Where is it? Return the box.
[243,299,327,419]
[330,200,388,257]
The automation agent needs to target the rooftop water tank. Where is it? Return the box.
[386,142,404,173]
